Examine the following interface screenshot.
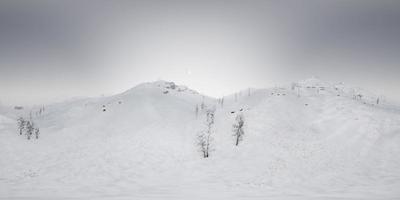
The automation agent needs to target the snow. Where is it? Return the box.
[1,79,400,199]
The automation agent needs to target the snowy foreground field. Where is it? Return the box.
[1,79,400,200]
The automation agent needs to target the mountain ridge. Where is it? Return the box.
[1,78,399,199]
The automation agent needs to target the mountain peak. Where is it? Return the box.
[121,80,201,97]
[297,77,328,87]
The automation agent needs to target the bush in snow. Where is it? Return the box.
[197,109,215,158]
[232,113,245,146]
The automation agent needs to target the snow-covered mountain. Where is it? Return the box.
[1,79,400,199]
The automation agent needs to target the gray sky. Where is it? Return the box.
[1,1,399,105]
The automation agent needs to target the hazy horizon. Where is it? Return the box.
[1,1,399,105]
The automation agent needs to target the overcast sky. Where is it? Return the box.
[0,1,399,105]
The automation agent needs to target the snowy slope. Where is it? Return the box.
[1,79,400,200]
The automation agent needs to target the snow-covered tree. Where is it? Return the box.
[233,113,245,146]
[25,121,34,140]
[17,117,25,135]
[16,117,40,140]
[197,109,215,158]
[34,128,40,139]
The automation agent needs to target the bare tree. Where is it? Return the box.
[195,104,199,119]
[17,117,25,135]
[197,109,215,158]
[200,96,206,111]
[17,117,40,140]
[25,121,34,140]
[34,128,40,139]
[217,97,224,108]
[233,113,245,146]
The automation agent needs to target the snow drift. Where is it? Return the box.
[1,79,400,200]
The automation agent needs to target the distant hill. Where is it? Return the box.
[1,79,399,199]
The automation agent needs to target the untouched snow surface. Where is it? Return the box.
[1,79,400,200]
